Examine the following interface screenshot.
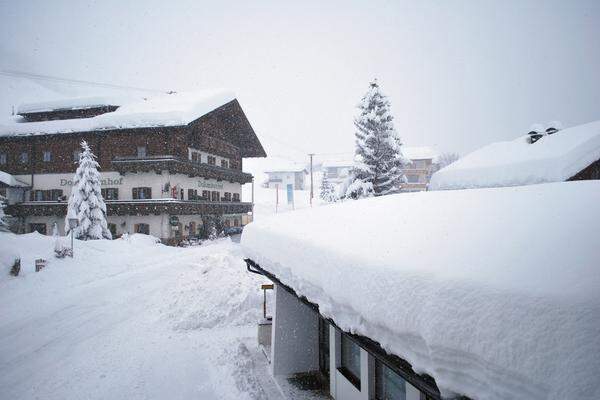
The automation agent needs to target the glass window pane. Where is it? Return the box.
[341,335,361,383]
[375,360,408,400]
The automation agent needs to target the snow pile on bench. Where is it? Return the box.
[429,120,600,190]
[0,90,235,137]
[242,181,600,400]
[0,171,28,187]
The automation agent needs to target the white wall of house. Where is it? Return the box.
[265,171,305,190]
[14,172,241,201]
[270,282,429,400]
[270,284,319,376]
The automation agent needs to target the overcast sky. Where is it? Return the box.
[1,0,599,163]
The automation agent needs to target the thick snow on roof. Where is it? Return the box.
[402,145,439,161]
[242,181,600,400]
[430,120,600,190]
[17,96,126,114]
[322,157,354,169]
[0,90,235,137]
[0,171,28,187]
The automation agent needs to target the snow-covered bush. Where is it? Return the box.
[65,141,112,240]
[0,195,10,232]
[346,80,408,199]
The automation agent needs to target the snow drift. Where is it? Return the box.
[241,181,600,400]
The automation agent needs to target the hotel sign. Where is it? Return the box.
[198,181,223,190]
[60,177,124,186]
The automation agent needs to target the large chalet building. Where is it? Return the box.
[0,91,266,243]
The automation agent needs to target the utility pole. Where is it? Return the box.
[309,153,315,207]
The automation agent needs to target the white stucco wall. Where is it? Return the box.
[14,171,241,201]
[271,284,320,376]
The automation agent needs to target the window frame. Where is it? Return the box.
[101,188,119,200]
[232,193,240,202]
[132,187,152,200]
[339,334,361,390]
[43,150,52,162]
[20,152,28,164]
[0,153,7,164]
[137,146,147,158]
[207,155,216,166]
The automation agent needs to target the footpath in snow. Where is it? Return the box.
[0,233,280,400]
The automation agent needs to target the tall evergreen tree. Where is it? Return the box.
[346,80,408,198]
[319,174,337,203]
[65,141,112,240]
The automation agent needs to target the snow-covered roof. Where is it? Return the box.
[430,120,600,190]
[402,146,439,161]
[322,158,354,169]
[241,181,600,400]
[263,158,307,173]
[0,171,29,187]
[17,96,125,114]
[0,90,236,137]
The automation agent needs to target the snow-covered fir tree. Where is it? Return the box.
[346,80,408,199]
[65,141,112,240]
[319,174,337,203]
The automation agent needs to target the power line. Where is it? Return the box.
[0,69,169,94]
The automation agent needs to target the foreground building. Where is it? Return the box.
[242,182,600,400]
[0,91,266,243]
[429,120,600,190]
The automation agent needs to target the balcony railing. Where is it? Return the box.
[112,155,253,184]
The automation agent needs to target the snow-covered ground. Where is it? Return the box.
[0,233,284,400]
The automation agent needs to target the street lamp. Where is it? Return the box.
[68,218,78,258]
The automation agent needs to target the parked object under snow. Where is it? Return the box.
[241,181,600,400]
[429,120,600,190]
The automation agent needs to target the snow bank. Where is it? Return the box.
[241,181,600,400]
[0,90,235,137]
[430,120,600,190]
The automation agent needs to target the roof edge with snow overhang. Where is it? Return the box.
[241,181,600,400]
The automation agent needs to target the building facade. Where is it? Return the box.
[264,167,307,191]
[0,93,266,243]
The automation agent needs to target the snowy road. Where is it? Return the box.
[0,234,278,400]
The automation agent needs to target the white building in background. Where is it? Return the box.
[264,162,308,191]
[322,158,354,185]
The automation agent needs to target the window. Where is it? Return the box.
[29,223,47,235]
[32,189,63,201]
[202,190,210,200]
[221,159,229,168]
[73,151,81,162]
[137,146,147,158]
[0,153,6,164]
[132,187,152,200]
[207,155,216,166]
[20,152,28,164]
[340,334,361,389]
[43,151,52,162]
[232,193,240,202]
[191,152,199,163]
[375,361,406,400]
[233,218,240,227]
[223,192,232,201]
[101,188,119,200]
[134,223,150,235]
[188,189,198,200]
[211,191,219,202]
[406,174,420,183]
[34,190,44,201]
[319,318,330,380]
[107,223,117,237]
